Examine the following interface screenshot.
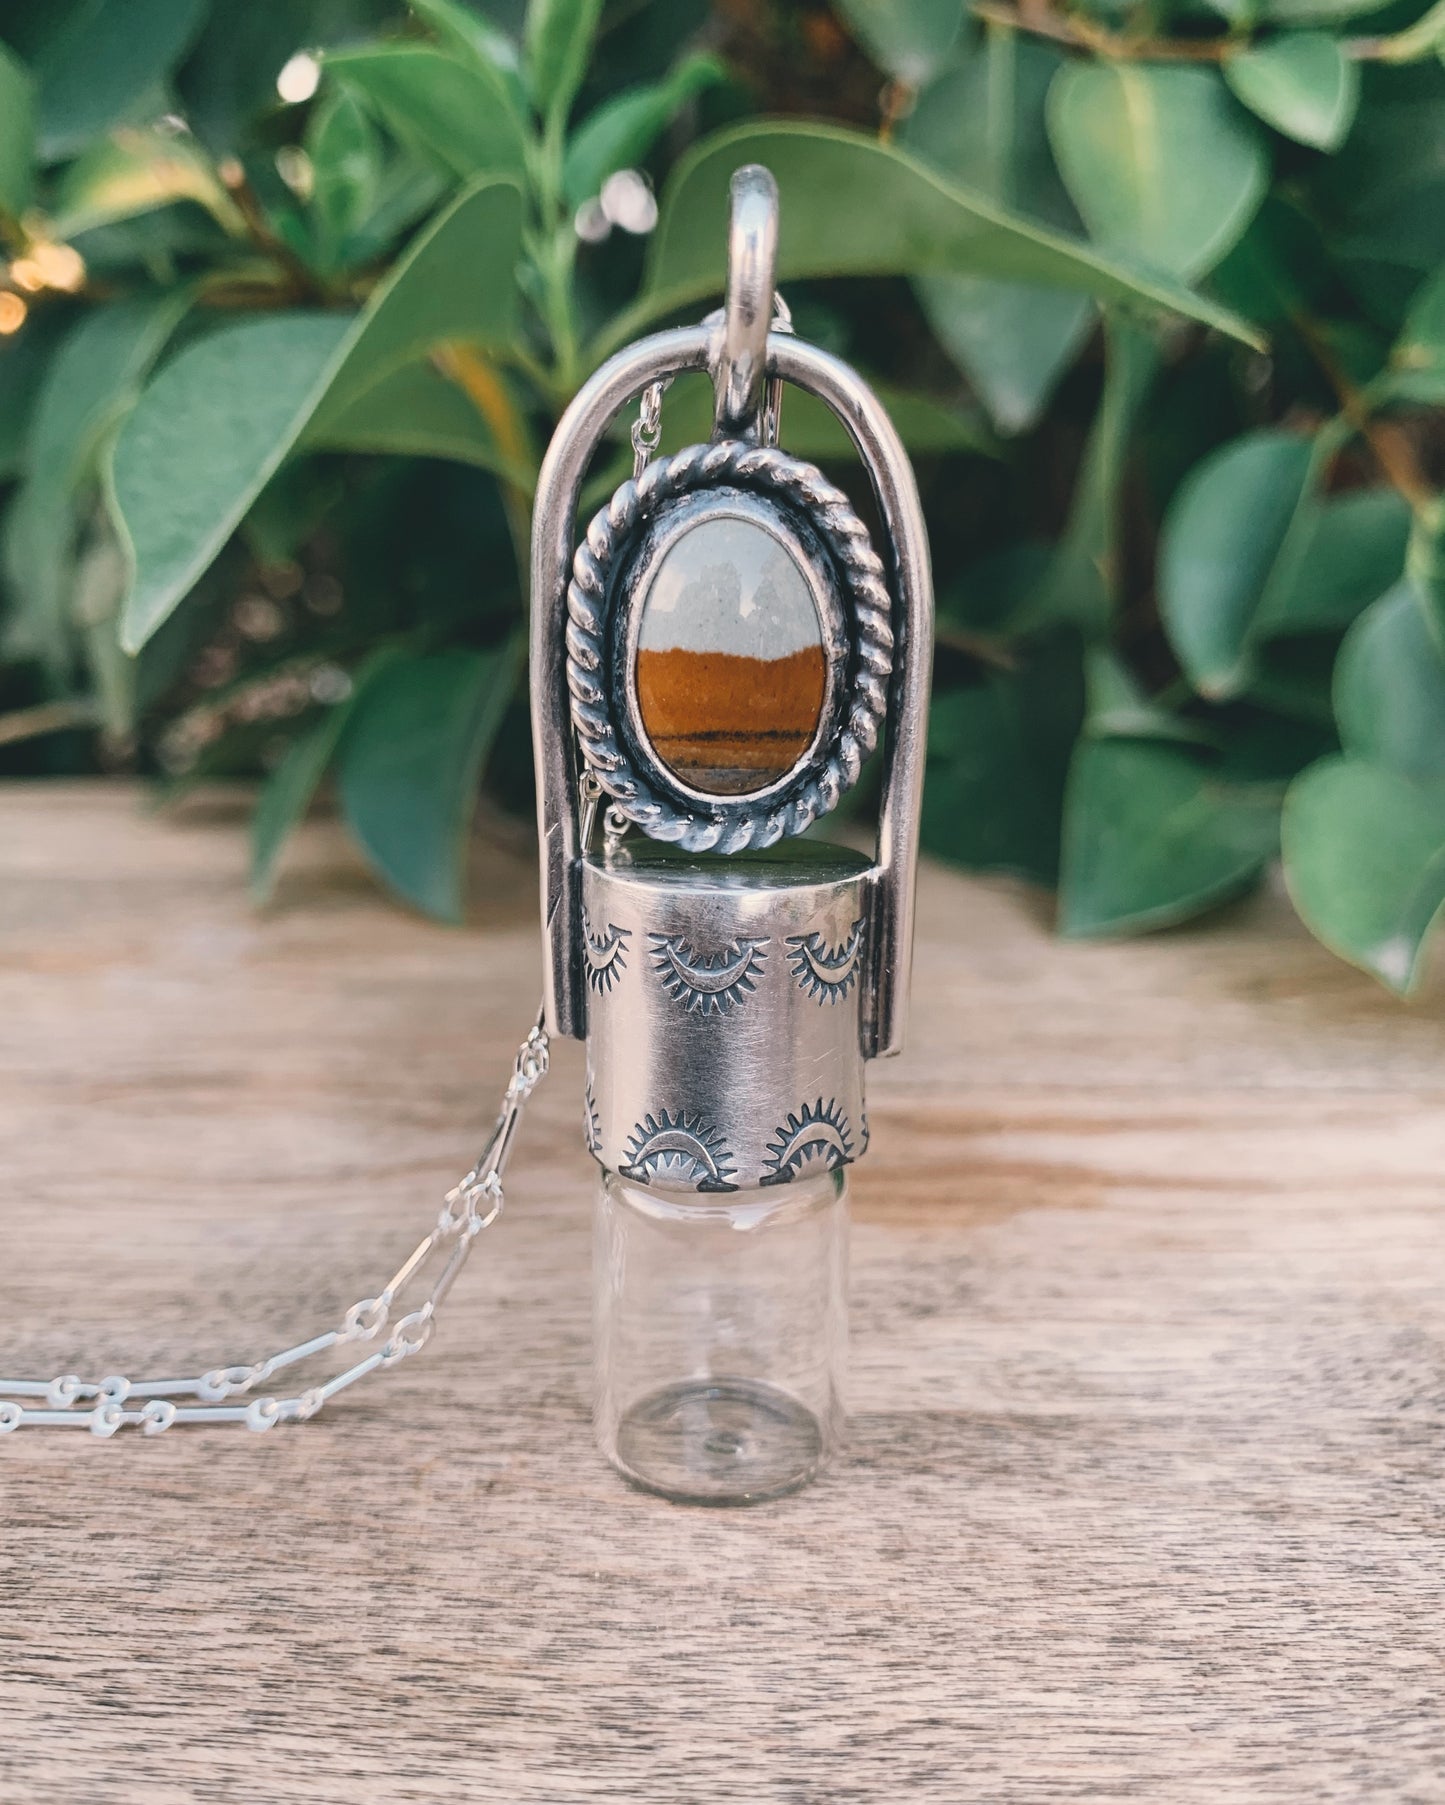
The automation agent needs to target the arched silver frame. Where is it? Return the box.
[565,438,892,850]
[531,319,933,1060]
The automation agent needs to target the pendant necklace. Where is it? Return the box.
[1,165,932,1505]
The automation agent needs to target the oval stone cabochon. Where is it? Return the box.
[635,512,826,797]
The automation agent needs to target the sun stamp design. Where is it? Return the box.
[760,1098,855,1185]
[785,916,865,1003]
[582,910,631,994]
[620,1110,737,1191]
[647,933,768,1015]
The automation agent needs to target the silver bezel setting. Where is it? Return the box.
[566,439,894,853]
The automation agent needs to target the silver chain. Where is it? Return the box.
[0,1009,551,1437]
[631,378,668,479]
[761,291,793,449]
[1,766,608,1439]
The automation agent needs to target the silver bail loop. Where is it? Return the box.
[711,164,779,440]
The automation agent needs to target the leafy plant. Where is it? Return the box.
[1,0,1443,988]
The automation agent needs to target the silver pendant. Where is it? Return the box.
[531,163,932,1500]
[531,162,933,1104]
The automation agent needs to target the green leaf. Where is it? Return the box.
[905,33,1077,221]
[1242,646,1339,727]
[524,0,603,123]
[1335,580,1445,783]
[110,175,525,653]
[1155,370,1399,669]
[650,370,996,460]
[905,34,1093,434]
[0,312,60,480]
[833,0,964,84]
[791,383,995,458]
[336,644,520,921]
[1083,647,1214,745]
[1253,485,1409,638]
[408,0,524,97]
[23,295,192,497]
[1403,263,1445,340]
[307,356,529,482]
[1331,76,1445,264]
[1282,756,1445,993]
[563,54,725,206]
[1022,312,1159,636]
[1407,506,1445,646]
[252,717,347,906]
[4,294,189,674]
[940,539,1052,634]
[306,91,383,270]
[1314,71,1445,271]
[0,40,35,219]
[1388,263,1445,403]
[112,313,349,656]
[922,633,1085,886]
[1207,193,1338,332]
[72,525,132,739]
[619,122,1263,356]
[1047,64,1269,280]
[250,645,407,904]
[1060,738,1278,937]
[334,157,450,271]
[916,276,1093,438]
[1154,429,1407,696]
[1223,33,1359,152]
[29,0,207,163]
[49,125,244,241]
[172,3,352,158]
[1158,429,1314,696]
[325,45,530,183]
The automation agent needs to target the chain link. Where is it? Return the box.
[0,1009,551,1437]
[760,291,793,450]
[631,378,668,479]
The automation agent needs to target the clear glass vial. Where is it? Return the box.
[594,1165,847,1505]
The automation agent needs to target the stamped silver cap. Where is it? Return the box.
[581,842,870,1190]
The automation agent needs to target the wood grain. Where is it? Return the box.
[0,781,1441,1804]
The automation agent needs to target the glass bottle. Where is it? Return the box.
[594,1164,847,1505]
[575,839,868,1505]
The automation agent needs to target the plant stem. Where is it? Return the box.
[934,623,1020,670]
[529,106,581,398]
[972,0,1445,61]
[222,168,330,305]
[1294,313,1438,516]
[503,340,560,404]
[437,345,539,594]
[972,2,1229,60]
[540,227,580,395]
[0,699,99,747]
[1353,0,1445,59]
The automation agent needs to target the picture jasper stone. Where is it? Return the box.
[634,511,826,797]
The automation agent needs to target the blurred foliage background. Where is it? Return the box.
[1,0,1444,991]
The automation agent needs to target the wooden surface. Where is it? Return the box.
[1,781,1442,1803]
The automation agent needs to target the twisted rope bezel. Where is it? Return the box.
[565,440,894,852]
